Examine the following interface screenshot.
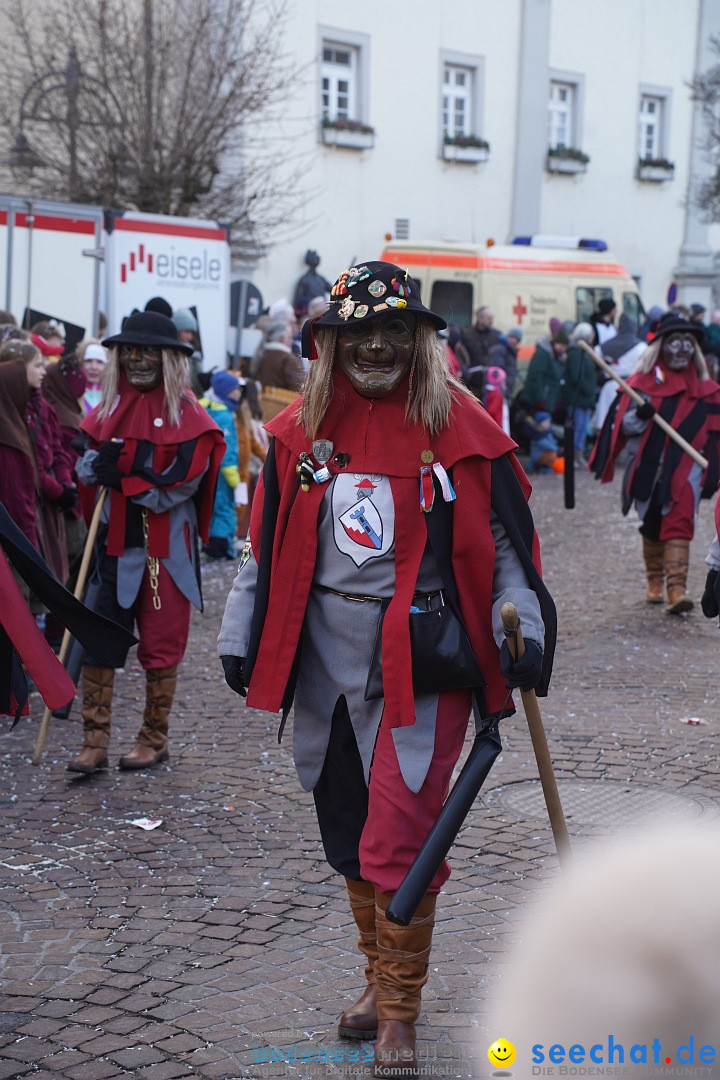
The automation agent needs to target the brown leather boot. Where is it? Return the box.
[118,666,176,769]
[642,537,665,604]
[664,538,693,614]
[338,877,378,1039]
[66,666,114,774]
[373,891,437,1078]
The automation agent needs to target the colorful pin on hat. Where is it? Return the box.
[313,261,446,330]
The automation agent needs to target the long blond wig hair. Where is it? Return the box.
[634,335,708,380]
[97,348,193,427]
[299,318,474,438]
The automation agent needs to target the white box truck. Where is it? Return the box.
[0,196,230,367]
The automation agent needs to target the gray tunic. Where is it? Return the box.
[77,448,207,611]
[218,472,544,794]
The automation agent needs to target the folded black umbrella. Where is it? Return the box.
[385,720,502,926]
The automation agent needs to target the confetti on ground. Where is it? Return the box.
[129,818,163,830]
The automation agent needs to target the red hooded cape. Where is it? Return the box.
[80,378,225,557]
[591,361,720,512]
[245,370,545,730]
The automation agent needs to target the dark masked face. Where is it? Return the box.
[336,312,416,398]
[662,333,695,371]
[119,344,163,391]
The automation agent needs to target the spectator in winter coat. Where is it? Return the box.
[0,339,75,584]
[173,308,204,396]
[589,297,617,351]
[487,327,522,397]
[254,320,305,391]
[79,340,108,415]
[527,411,559,474]
[561,323,598,463]
[454,306,502,377]
[199,371,244,560]
[0,357,40,549]
[42,355,88,562]
[592,315,647,433]
[516,330,569,419]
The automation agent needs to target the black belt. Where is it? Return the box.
[315,584,443,607]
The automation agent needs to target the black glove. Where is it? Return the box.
[499,638,544,692]
[54,486,78,511]
[221,654,247,697]
[701,568,720,618]
[635,396,655,421]
[92,440,124,490]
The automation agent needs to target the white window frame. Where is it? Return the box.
[547,70,585,151]
[443,63,473,139]
[318,27,371,127]
[439,50,484,147]
[638,85,672,161]
[321,43,357,123]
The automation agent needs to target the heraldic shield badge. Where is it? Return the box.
[331,473,394,567]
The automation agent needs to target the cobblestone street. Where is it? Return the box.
[2,463,720,1080]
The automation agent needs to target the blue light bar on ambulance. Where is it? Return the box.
[511,235,607,252]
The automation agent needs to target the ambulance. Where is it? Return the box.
[379,236,645,361]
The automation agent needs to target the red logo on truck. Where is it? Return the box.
[512,295,528,324]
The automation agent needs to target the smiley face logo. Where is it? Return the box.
[488,1038,516,1070]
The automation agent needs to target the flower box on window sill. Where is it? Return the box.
[546,150,589,175]
[637,160,675,183]
[442,142,489,164]
[321,123,375,150]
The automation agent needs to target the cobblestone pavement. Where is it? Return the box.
[2,462,720,1080]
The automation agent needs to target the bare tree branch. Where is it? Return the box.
[0,0,306,259]
[687,35,720,222]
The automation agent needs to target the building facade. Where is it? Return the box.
[248,0,720,323]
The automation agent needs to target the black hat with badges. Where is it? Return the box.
[651,311,704,344]
[312,261,446,331]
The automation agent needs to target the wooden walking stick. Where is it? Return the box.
[578,340,708,470]
[501,602,573,868]
[32,487,107,765]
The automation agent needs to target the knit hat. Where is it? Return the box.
[145,296,173,318]
[598,297,617,316]
[173,307,198,334]
[30,332,64,357]
[485,366,507,390]
[82,343,108,363]
[211,370,241,409]
[507,327,523,342]
[552,329,570,345]
[691,303,707,317]
[535,410,552,424]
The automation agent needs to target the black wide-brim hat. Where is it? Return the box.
[102,311,194,356]
[652,311,704,343]
[313,260,446,331]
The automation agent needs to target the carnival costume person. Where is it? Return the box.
[67,312,224,774]
[218,262,555,1076]
[591,312,720,614]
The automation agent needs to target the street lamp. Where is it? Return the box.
[6,46,124,202]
